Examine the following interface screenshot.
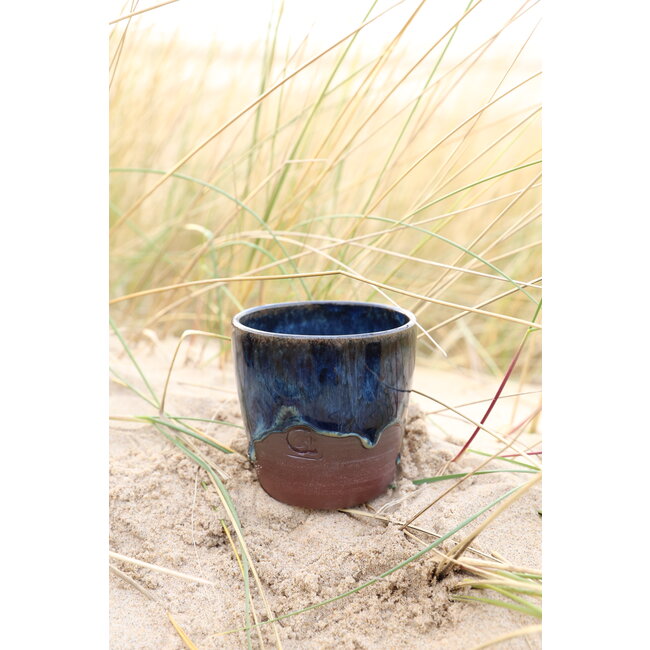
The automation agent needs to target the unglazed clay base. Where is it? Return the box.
[253,423,403,509]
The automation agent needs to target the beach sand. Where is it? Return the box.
[109,338,541,649]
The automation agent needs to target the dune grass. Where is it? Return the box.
[110,0,541,373]
[109,0,542,646]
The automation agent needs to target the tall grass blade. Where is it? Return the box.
[109,317,160,406]
[413,468,538,485]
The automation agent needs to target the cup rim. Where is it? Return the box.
[232,300,417,340]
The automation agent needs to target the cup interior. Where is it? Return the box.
[235,301,413,337]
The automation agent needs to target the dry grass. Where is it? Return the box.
[109,0,541,377]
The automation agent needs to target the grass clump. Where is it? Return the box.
[110,0,542,376]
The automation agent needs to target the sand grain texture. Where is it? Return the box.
[110,339,541,649]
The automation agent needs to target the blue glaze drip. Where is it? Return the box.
[232,301,417,452]
[247,419,402,461]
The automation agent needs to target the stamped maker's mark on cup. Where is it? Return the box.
[286,426,322,461]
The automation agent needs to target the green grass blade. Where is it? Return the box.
[109,317,160,406]
[468,448,539,470]
[171,416,244,429]
[487,584,542,606]
[494,570,542,581]
[413,468,538,485]
[451,593,541,619]
[140,416,235,454]
[109,367,158,409]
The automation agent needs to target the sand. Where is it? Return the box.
[109,338,541,649]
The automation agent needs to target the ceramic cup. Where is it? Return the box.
[232,301,417,509]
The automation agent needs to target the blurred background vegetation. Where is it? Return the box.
[109,0,542,379]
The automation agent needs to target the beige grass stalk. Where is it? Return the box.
[109,0,140,88]
[339,509,496,562]
[109,0,179,25]
[469,626,542,650]
[453,569,538,587]
[227,229,542,289]
[109,269,541,329]
[166,613,200,650]
[424,389,541,415]
[462,557,540,575]
[109,551,215,586]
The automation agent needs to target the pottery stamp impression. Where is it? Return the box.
[286,426,323,460]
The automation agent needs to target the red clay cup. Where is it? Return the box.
[232,301,417,509]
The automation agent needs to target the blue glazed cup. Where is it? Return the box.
[232,301,417,509]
